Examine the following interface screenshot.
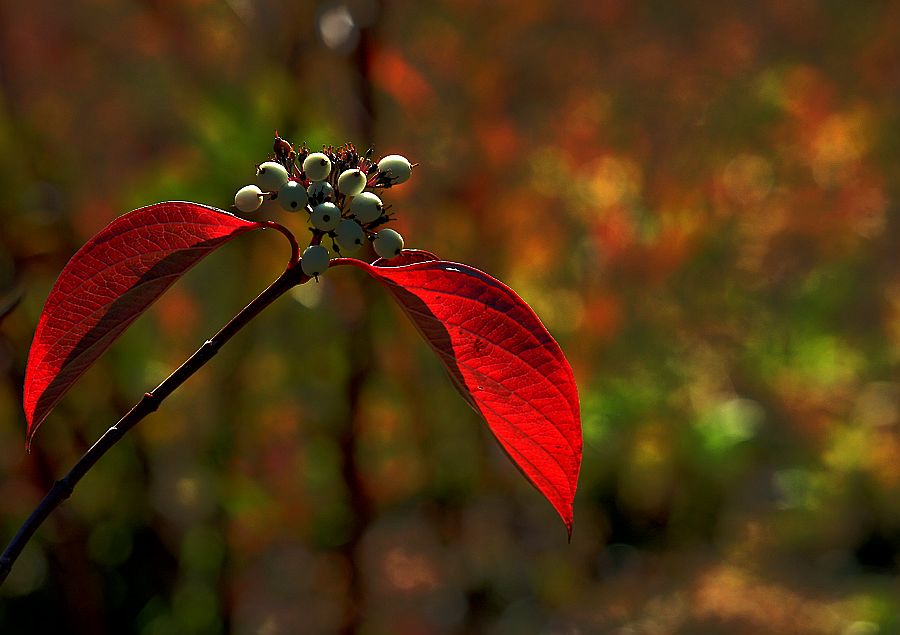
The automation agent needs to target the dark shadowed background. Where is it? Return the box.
[2,1,900,633]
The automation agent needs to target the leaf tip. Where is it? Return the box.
[561,509,574,542]
[24,415,38,454]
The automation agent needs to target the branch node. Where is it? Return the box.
[141,392,161,413]
[54,477,74,500]
[203,338,220,355]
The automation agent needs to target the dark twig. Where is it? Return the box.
[0,258,308,585]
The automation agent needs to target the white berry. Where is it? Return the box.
[277,181,308,212]
[373,228,404,258]
[377,155,413,185]
[335,219,366,253]
[256,161,290,191]
[337,169,367,196]
[301,244,330,278]
[310,202,340,231]
[234,184,263,213]
[349,191,383,224]
[307,180,335,204]
[303,152,332,181]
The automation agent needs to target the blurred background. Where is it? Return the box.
[2,1,900,633]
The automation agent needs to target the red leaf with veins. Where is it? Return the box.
[23,202,265,446]
[332,251,582,534]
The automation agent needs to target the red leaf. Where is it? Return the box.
[23,202,264,446]
[332,253,582,533]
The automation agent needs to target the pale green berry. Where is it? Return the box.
[301,244,330,278]
[303,152,332,181]
[349,191,383,224]
[277,181,308,212]
[256,161,290,191]
[377,154,413,185]
[234,184,263,213]
[337,169,367,196]
[335,219,366,252]
[307,180,335,204]
[310,202,340,231]
[373,228,404,258]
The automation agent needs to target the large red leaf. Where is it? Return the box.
[332,251,582,533]
[24,202,264,445]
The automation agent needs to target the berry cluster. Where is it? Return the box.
[233,135,414,279]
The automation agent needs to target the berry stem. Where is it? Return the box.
[0,251,310,586]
